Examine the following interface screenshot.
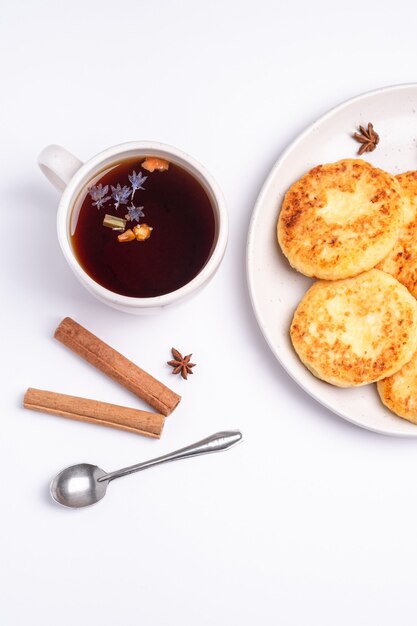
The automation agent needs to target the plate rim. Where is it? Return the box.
[246,82,417,438]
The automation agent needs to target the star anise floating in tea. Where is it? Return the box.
[125,203,145,222]
[353,122,379,155]
[111,184,131,210]
[128,171,147,200]
[89,184,110,209]
[167,348,196,380]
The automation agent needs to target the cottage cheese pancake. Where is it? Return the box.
[377,351,417,423]
[377,352,417,424]
[377,171,417,297]
[278,159,403,280]
[290,269,417,387]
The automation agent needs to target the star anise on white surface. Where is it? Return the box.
[353,122,379,155]
[167,348,196,380]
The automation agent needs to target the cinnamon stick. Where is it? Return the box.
[54,317,181,416]
[23,388,165,438]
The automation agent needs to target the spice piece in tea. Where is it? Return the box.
[353,122,379,155]
[133,224,153,241]
[103,214,127,230]
[142,157,170,172]
[167,348,196,380]
[117,229,136,243]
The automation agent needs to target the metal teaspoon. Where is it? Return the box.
[50,430,242,508]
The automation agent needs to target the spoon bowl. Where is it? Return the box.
[51,463,108,508]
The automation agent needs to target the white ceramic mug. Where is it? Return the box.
[38,141,228,314]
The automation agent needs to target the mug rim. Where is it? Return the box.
[57,140,228,308]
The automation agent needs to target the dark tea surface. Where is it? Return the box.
[71,157,216,298]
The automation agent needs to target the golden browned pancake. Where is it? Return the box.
[290,269,417,387]
[377,351,417,423]
[278,159,403,280]
[377,171,417,297]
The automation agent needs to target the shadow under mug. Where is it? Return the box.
[38,141,228,314]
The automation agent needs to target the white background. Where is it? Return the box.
[2,1,417,624]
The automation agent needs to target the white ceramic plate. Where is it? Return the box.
[247,84,417,437]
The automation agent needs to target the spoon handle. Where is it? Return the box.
[98,430,242,483]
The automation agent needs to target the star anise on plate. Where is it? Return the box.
[353,122,379,155]
[167,348,196,380]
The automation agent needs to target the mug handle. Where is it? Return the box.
[38,144,83,191]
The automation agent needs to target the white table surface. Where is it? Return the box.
[2,1,417,624]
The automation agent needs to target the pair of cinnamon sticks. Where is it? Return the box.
[23,317,181,439]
